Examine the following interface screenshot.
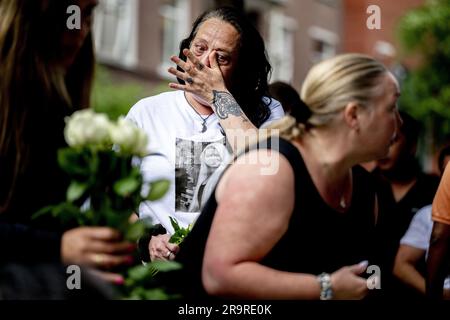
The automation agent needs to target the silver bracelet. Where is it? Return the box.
[317,272,333,300]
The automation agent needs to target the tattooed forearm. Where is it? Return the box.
[213,90,243,120]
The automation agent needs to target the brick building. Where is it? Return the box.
[93,0,425,92]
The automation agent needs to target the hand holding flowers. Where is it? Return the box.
[35,109,180,299]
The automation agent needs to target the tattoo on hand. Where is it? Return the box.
[213,90,243,120]
[196,62,204,71]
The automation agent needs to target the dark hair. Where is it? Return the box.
[178,6,272,128]
[398,111,420,150]
[0,0,95,214]
[438,145,450,174]
[269,81,312,125]
[268,81,299,115]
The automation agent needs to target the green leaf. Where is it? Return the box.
[56,203,83,226]
[33,202,82,226]
[67,181,88,202]
[124,220,147,242]
[169,217,192,245]
[32,205,55,220]
[136,260,182,280]
[57,148,89,177]
[87,150,100,177]
[148,260,182,273]
[114,176,140,197]
[169,216,181,232]
[146,179,170,201]
[141,288,171,300]
[104,210,128,230]
[127,265,151,282]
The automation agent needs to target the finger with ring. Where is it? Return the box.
[94,253,104,265]
[166,251,172,258]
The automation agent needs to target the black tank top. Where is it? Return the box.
[171,138,378,299]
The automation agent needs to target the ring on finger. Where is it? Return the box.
[93,253,104,265]
[166,251,172,258]
[186,77,194,85]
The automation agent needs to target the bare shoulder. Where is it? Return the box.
[208,148,296,262]
[216,148,294,208]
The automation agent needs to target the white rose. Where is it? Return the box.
[64,109,113,148]
[110,117,148,156]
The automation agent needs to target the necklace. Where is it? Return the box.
[339,196,347,209]
[338,170,352,210]
[185,93,214,133]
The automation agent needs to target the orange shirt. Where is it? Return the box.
[432,163,450,225]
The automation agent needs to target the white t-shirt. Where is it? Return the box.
[401,204,450,289]
[400,205,433,251]
[126,90,284,233]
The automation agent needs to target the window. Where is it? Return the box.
[308,26,338,63]
[374,40,396,58]
[159,0,190,78]
[93,0,138,69]
[315,0,339,8]
[267,9,297,83]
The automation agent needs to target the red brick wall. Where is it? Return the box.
[343,0,424,65]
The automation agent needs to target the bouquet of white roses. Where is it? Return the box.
[34,109,180,299]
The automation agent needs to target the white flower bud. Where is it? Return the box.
[110,117,148,156]
[64,109,113,149]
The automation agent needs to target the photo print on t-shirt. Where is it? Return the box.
[175,137,229,213]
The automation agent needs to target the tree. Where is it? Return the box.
[397,0,450,147]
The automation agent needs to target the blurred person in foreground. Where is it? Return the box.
[0,0,135,298]
[427,147,450,299]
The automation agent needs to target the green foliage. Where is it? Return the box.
[124,261,182,300]
[35,146,167,242]
[397,0,450,143]
[169,217,193,245]
[91,65,170,120]
[147,180,171,201]
[91,66,146,119]
[32,110,177,300]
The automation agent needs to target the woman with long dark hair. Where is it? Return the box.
[0,0,134,287]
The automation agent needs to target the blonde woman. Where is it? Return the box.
[174,53,402,299]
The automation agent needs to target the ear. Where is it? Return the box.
[343,102,360,131]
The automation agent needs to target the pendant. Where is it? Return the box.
[201,122,207,133]
[340,197,346,209]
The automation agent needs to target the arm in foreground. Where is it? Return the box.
[201,150,368,299]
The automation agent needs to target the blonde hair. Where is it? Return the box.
[267,53,387,140]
